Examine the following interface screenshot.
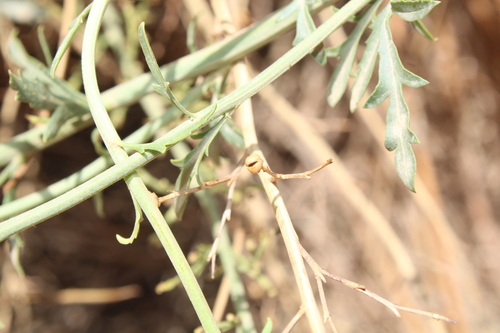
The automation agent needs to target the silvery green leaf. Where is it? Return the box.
[327,0,382,108]
[364,6,428,191]
[391,0,440,22]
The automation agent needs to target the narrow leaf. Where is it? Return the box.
[172,116,228,219]
[220,119,244,148]
[261,318,273,333]
[187,15,198,53]
[293,0,326,65]
[327,0,382,108]
[350,25,379,111]
[412,19,437,41]
[116,195,144,245]
[7,31,88,129]
[138,22,166,88]
[391,0,440,22]
[50,4,92,78]
[37,26,52,66]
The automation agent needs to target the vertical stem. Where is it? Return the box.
[81,0,220,331]
[235,61,325,332]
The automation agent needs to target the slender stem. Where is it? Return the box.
[0,0,339,166]
[0,0,372,243]
[81,1,220,331]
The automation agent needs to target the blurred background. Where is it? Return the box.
[0,0,499,332]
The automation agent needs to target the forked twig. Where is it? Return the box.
[245,154,333,181]
[315,276,339,333]
[156,176,232,205]
[282,306,306,333]
[156,154,333,206]
[300,245,457,325]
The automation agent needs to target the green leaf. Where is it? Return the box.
[187,15,198,54]
[51,4,92,77]
[43,105,71,142]
[171,116,228,219]
[9,70,58,110]
[261,318,273,333]
[293,0,326,65]
[412,19,437,41]
[37,26,52,66]
[327,0,382,108]
[8,31,89,141]
[364,6,427,191]
[391,0,440,22]
[138,23,200,118]
[350,23,379,111]
[116,194,144,245]
[325,44,342,58]
[220,119,244,148]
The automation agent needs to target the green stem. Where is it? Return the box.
[0,0,338,166]
[81,1,220,331]
[0,0,371,245]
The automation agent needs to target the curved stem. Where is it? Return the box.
[81,1,220,331]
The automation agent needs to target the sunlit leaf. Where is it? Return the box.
[116,195,144,245]
[327,0,382,108]
[293,0,326,65]
[171,116,228,219]
[261,318,273,333]
[349,24,379,111]
[364,6,428,191]
[391,0,440,22]
[412,19,437,41]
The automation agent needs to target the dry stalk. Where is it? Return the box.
[282,306,306,333]
[300,245,456,325]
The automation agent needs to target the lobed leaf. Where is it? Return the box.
[363,6,428,191]
[391,0,440,22]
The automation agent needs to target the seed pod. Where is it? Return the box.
[245,154,263,173]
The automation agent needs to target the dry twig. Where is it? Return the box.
[300,245,457,325]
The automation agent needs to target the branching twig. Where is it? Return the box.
[156,176,232,205]
[245,154,333,181]
[300,245,457,325]
[156,154,333,206]
[282,306,306,333]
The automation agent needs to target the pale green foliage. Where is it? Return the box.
[364,5,429,191]
[327,0,382,108]
[391,0,440,22]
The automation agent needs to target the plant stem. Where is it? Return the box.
[0,0,339,166]
[81,0,220,331]
[0,0,372,245]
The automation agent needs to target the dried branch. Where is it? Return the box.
[245,153,333,181]
[282,306,306,333]
[301,245,457,325]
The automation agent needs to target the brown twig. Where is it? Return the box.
[245,153,333,181]
[315,276,339,333]
[300,245,457,325]
[282,306,306,333]
[156,175,232,205]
